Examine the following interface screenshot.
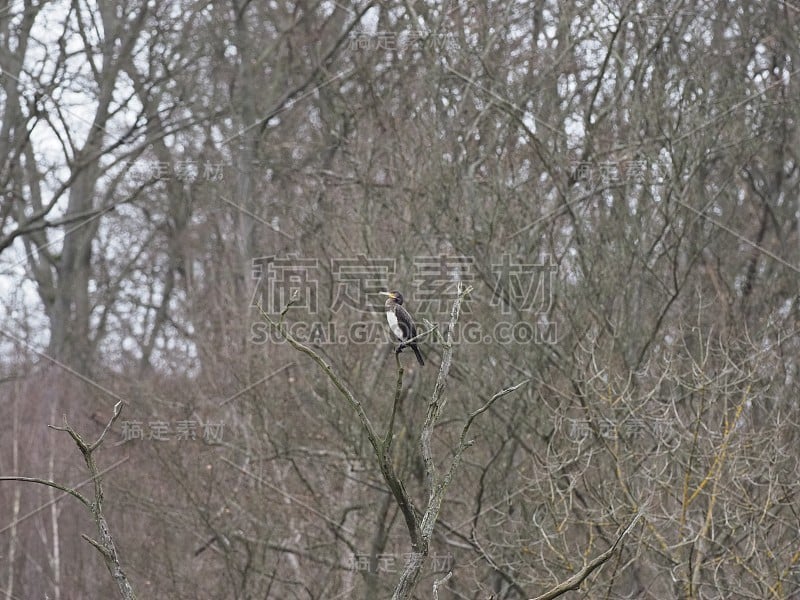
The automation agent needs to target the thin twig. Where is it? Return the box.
[0,476,90,507]
[433,571,453,599]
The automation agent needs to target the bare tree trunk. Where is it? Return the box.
[4,398,21,600]
[47,404,61,600]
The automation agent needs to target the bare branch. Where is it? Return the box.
[383,353,405,449]
[0,476,90,508]
[420,284,472,501]
[50,406,135,599]
[530,512,643,600]
[256,302,424,553]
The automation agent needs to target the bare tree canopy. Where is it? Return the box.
[1,1,800,598]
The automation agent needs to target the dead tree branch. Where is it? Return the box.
[530,512,642,600]
[0,401,135,599]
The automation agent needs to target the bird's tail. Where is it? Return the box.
[411,344,425,366]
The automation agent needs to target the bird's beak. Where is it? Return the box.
[379,291,395,298]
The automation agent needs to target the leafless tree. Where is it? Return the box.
[2,0,800,598]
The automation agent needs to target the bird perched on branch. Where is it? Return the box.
[379,291,424,366]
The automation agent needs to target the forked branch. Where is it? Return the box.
[0,401,135,599]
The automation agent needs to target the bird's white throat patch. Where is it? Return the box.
[386,310,403,339]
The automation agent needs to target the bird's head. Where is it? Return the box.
[379,290,404,305]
